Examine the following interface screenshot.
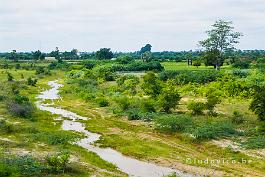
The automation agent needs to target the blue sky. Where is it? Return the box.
[0,0,264,52]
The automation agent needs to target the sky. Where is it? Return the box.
[0,0,265,52]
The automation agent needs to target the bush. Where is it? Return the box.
[2,156,45,176]
[155,115,193,133]
[33,131,79,145]
[45,152,70,173]
[7,72,13,82]
[0,162,19,177]
[114,96,131,111]
[232,70,249,78]
[205,94,221,115]
[187,102,205,115]
[27,77,38,86]
[232,61,251,69]
[241,136,265,149]
[126,108,142,120]
[0,120,13,134]
[192,122,237,141]
[231,111,245,124]
[140,98,156,113]
[7,102,34,118]
[96,97,109,107]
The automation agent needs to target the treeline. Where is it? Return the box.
[1,49,265,62]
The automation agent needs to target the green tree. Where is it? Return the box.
[95,48,113,60]
[139,44,152,55]
[199,20,242,70]
[250,86,265,132]
[158,80,181,113]
[141,72,162,98]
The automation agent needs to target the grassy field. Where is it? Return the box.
[0,60,265,177]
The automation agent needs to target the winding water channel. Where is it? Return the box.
[36,81,195,177]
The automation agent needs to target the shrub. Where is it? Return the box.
[27,77,38,86]
[2,156,44,176]
[33,131,79,145]
[7,102,34,118]
[0,162,19,177]
[0,120,13,134]
[45,152,70,173]
[96,97,109,107]
[126,108,142,120]
[192,122,237,141]
[114,96,131,111]
[142,72,162,98]
[155,115,193,133]
[241,136,265,149]
[232,70,249,78]
[7,72,13,81]
[231,111,245,124]
[158,80,181,113]
[140,98,156,113]
[232,61,251,69]
[187,102,205,115]
[205,94,221,115]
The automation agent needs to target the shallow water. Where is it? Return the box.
[36,81,195,177]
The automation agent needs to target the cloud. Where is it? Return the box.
[0,0,264,52]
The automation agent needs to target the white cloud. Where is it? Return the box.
[0,0,264,52]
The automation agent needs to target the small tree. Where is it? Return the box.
[158,80,181,113]
[141,72,162,98]
[250,86,265,122]
[7,72,13,81]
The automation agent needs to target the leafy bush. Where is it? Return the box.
[2,156,45,176]
[27,77,38,86]
[187,102,205,115]
[140,98,156,113]
[231,111,245,124]
[192,122,237,141]
[126,108,142,120]
[7,102,34,118]
[155,115,193,133]
[0,162,19,177]
[45,152,70,173]
[33,131,79,145]
[241,136,265,149]
[0,120,13,134]
[205,93,221,115]
[7,72,13,81]
[232,70,249,78]
[158,80,181,113]
[114,96,131,111]
[232,61,251,69]
[96,97,109,107]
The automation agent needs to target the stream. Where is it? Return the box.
[36,81,195,177]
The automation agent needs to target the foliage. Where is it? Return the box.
[199,20,242,69]
[27,77,38,86]
[7,96,35,118]
[45,151,70,173]
[33,131,79,145]
[142,72,162,98]
[158,80,181,113]
[155,115,193,133]
[231,111,245,124]
[187,102,205,115]
[192,122,237,141]
[95,48,113,60]
[241,136,265,149]
[205,93,221,115]
[96,97,109,107]
[140,98,156,113]
[249,86,265,122]
[232,61,251,69]
[7,72,13,81]
[0,120,13,134]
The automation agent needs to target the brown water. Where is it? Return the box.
[36,81,196,177]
